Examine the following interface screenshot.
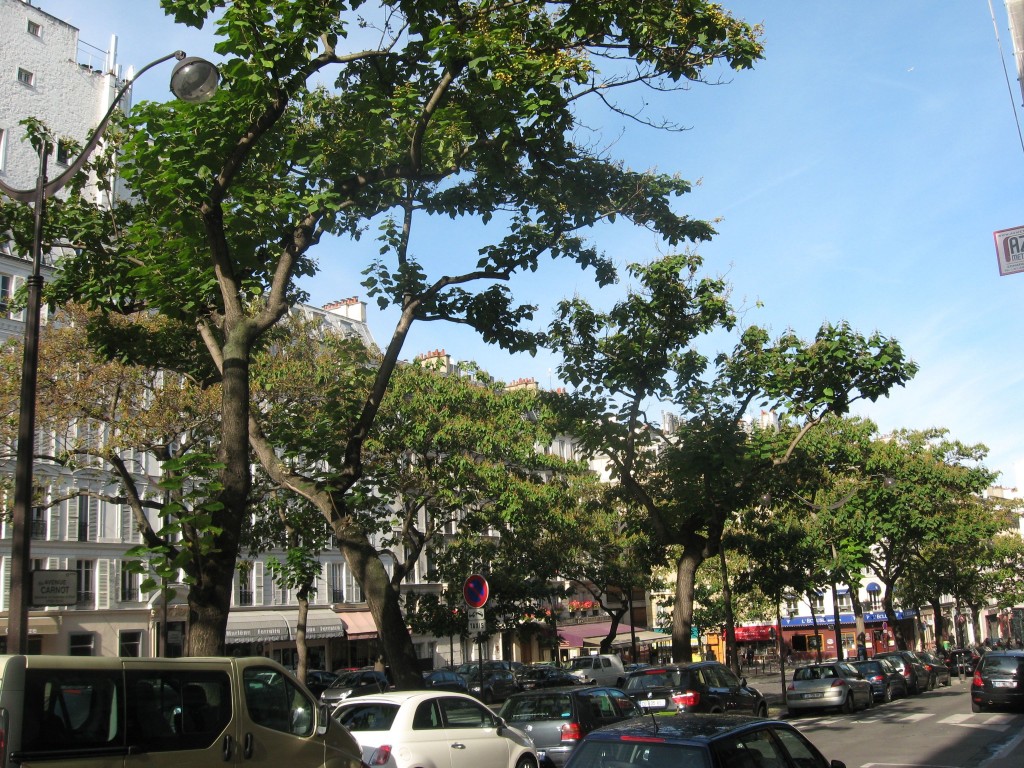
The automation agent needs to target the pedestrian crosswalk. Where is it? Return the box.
[785,709,1023,732]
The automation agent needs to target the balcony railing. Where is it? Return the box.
[237,589,254,606]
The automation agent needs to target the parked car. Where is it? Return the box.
[465,668,522,704]
[566,655,626,687]
[320,668,392,705]
[850,658,908,703]
[971,649,1024,713]
[423,669,470,693]
[485,660,526,680]
[519,666,582,690]
[918,651,952,688]
[562,712,846,768]
[785,662,873,715]
[333,691,538,768]
[498,685,640,767]
[874,651,928,694]
[621,662,768,716]
[304,669,340,697]
[0,654,364,768]
[944,647,981,677]
[623,663,650,673]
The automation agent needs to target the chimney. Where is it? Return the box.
[323,297,367,323]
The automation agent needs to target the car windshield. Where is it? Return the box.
[500,693,573,722]
[570,739,711,768]
[329,672,361,688]
[624,670,682,691]
[334,702,400,731]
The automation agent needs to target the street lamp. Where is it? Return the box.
[0,50,218,655]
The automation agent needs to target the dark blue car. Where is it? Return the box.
[563,713,846,768]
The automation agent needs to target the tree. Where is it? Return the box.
[6,0,765,678]
[544,253,917,661]
[837,428,998,650]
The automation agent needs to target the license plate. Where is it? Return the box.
[804,693,824,699]
[993,680,1016,688]
[639,699,666,708]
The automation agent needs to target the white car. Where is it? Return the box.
[333,690,539,768]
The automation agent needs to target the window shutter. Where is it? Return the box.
[315,569,328,606]
[50,502,62,541]
[88,497,99,541]
[67,498,79,542]
[254,561,265,606]
[1,557,9,611]
[96,558,110,609]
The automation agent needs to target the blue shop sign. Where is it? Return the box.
[780,609,916,628]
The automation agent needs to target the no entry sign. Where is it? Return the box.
[463,573,489,608]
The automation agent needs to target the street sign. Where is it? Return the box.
[468,607,486,633]
[31,570,76,606]
[463,573,489,608]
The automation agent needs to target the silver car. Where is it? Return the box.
[785,661,873,715]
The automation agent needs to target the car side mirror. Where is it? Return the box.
[830,761,847,768]
[740,677,747,687]
[317,703,331,736]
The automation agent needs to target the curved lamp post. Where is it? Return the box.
[0,50,218,655]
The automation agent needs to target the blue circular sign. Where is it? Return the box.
[463,573,489,608]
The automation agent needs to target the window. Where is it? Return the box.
[330,562,344,602]
[810,591,825,614]
[126,669,232,750]
[119,630,142,656]
[30,506,46,540]
[0,127,6,172]
[0,273,15,317]
[20,668,119,750]
[237,567,253,606]
[77,496,90,541]
[26,20,41,37]
[69,631,95,655]
[242,667,314,736]
[837,592,852,612]
[17,68,35,86]
[76,559,94,605]
[784,595,799,618]
[120,562,139,601]
[55,142,70,166]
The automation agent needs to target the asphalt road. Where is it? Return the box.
[746,671,1024,768]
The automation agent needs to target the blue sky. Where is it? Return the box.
[35,1,1024,489]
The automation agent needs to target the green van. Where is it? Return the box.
[0,655,364,768]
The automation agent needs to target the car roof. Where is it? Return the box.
[625,662,716,676]
[982,650,1024,657]
[582,713,786,745]
[335,690,478,706]
[506,685,605,698]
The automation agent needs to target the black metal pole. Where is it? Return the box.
[8,144,49,655]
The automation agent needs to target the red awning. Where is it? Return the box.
[339,611,378,639]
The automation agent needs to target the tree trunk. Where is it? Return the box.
[719,548,738,675]
[882,587,907,650]
[599,607,628,654]
[929,598,944,649]
[335,522,424,689]
[671,541,705,663]
[296,587,310,681]
[187,328,252,655]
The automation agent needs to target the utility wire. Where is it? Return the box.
[989,0,1024,157]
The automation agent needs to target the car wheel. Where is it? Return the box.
[944,675,952,687]
[928,674,936,691]
[754,702,768,718]
[972,700,984,713]
[515,755,537,768]
[786,708,798,718]
[841,695,854,714]
[883,684,893,703]
[483,690,494,705]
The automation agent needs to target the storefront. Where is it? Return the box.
[225,607,349,670]
[779,609,917,661]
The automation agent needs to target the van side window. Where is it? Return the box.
[243,667,315,737]
[21,669,123,754]
[125,670,232,751]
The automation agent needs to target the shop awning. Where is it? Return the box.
[0,615,59,635]
[226,609,349,644]
[866,582,881,593]
[557,622,630,648]
[339,611,378,640]
[301,609,348,640]
[226,610,293,643]
[732,625,775,642]
[583,629,670,648]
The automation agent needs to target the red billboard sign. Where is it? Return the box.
[733,625,776,642]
